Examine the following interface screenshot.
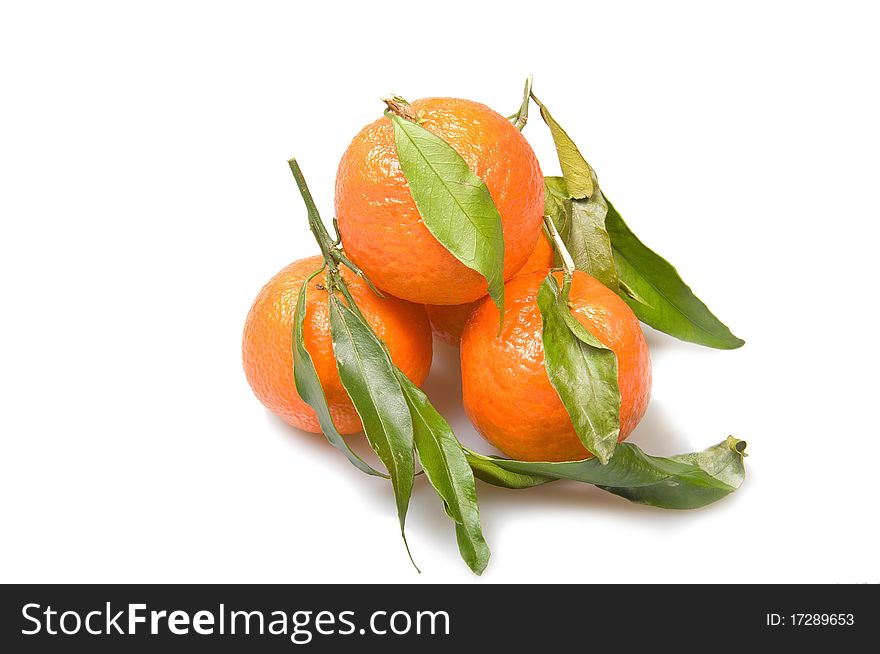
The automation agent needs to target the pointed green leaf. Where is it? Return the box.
[606,198,745,349]
[538,274,621,464]
[389,113,505,317]
[532,95,593,198]
[601,436,747,507]
[328,296,416,562]
[465,437,747,510]
[397,371,490,575]
[292,270,386,478]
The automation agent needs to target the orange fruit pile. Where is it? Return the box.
[237,85,754,576]
[243,95,651,463]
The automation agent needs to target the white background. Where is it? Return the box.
[2,1,878,584]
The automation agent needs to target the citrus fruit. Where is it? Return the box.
[426,231,555,345]
[460,270,651,462]
[335,97,544,305]
[243,255,433,434]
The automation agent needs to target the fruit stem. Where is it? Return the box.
[288,159,340,269]
[335,250,385,298]
[287,158,380,322]
[331,216,342,246]
[543,215,575,274]
[510,75,533,131]
[381,95,419,122]
[529,90,548,114]
[543,215,576,298]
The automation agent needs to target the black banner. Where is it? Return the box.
[1,584,876,651]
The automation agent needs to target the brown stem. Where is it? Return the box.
[381,94,419,122]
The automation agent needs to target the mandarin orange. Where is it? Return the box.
[243,256,433,434]
[460,270,651,462]
[335,97,544,305]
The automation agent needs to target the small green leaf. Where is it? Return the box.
[292,270,386,478]
[328,295,416,564]
[389,113,505,318]
[532,94,593,199]
[544,175,618,290]
[544,176,569,234]
[397,371,490,575]
[544,175,570,201]
[465,437,747,510]
[565,190,618,291]
[564,195,617,290]
[538,274,621,464]
[605,198,745,349]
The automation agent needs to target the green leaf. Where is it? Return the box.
[328,295,416,564]
[544,175,618,290]
[538,274,621,464]
[465,437,747,510]
[600,436,747,508]
[292,270,386,478]
[467,452,553,489]
[532,95,593,199]
[565,190,618,290]
[389,113,505,318]
[544,176,569,234]
[605,198,745,349]
[564,194,617,290]
[397,371,490,575]
[544,175,570,202]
